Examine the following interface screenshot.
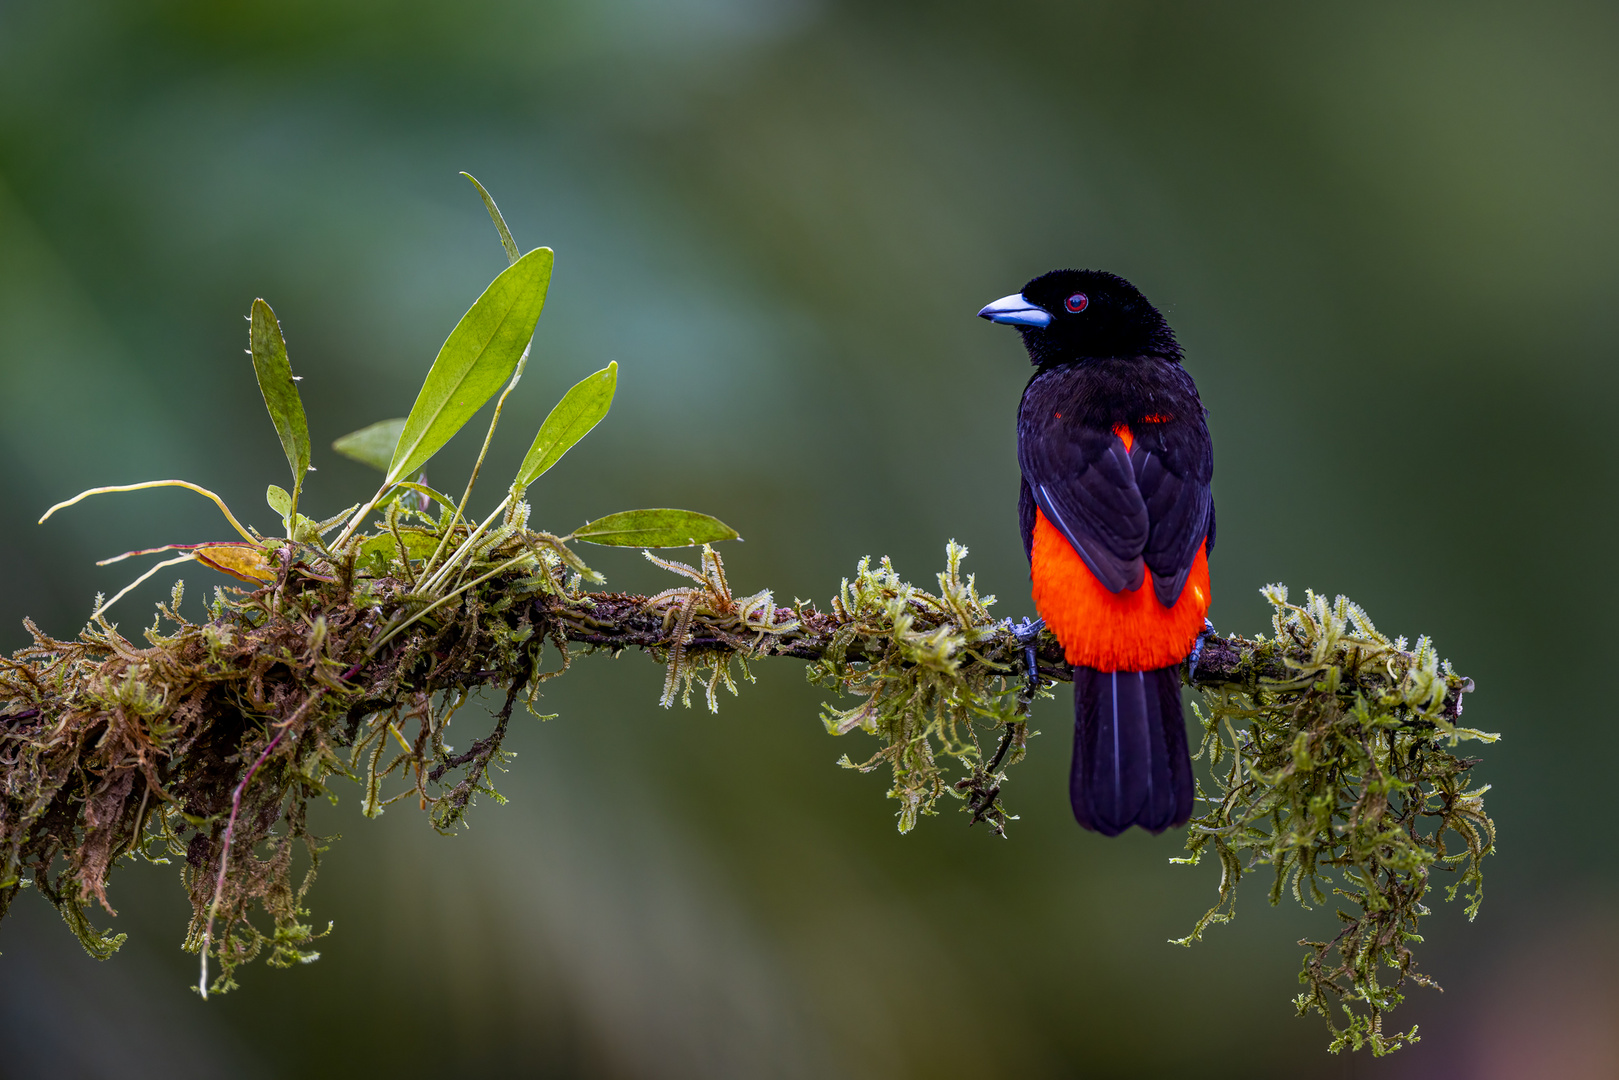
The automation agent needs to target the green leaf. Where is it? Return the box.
[250,299,312,500]
[332,419,406,473]
[514,362,617,491]
[266,485,293,519]
[460,172,520,266]
[387,247,554,487]
[356,528,445,578]
[359,529,442,564]
[570,508,739,548]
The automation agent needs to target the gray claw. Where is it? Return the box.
[1013,617,1046,703]
[1186,618,1216,684]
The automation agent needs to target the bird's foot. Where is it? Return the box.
[1012,616,1046,705]
[1186,619,1216,684]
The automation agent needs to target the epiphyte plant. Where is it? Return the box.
[0,175,1494,1056]
[40,175,735,623]
[24,173,736,998]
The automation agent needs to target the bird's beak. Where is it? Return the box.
[977,293,1052,328]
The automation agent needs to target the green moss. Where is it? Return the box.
[0,516,1491,1053]
[807,542,1030,836]
[801,556,1491,1054]
[1172,586,1495,1055]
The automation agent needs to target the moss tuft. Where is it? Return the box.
[1172,586,1494,1055]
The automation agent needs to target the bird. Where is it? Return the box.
[979,270,1214,836]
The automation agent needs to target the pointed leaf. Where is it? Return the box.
[571,509,739,548]
[461,172,520,266]
[387,247,554,486]
[266,484,293,518]
[332,419,405,473]
[514,362,617,491]
[249,299,311,496]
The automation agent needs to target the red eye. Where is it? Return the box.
[1065,293,1089,313]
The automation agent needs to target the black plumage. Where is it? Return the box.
[1015,340,1215,608]
[1071,667,1193,835]
[982,269,1215,835]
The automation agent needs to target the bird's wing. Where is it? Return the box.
[1130,425,1214,607]
[1133,440,1211,608]
[1018,420,1148,593]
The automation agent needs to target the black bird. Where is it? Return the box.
[980,270,1214,835]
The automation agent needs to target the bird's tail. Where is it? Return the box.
[1069,666,1194,836]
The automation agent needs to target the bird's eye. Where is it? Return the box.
[1065,293,1089,313]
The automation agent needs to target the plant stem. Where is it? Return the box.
[418,345,530,582]
[368,550,537,655]
[331,481,391,551]
[417,495,512,596]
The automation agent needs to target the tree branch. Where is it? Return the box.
[0,536,1484,1035]
[540,590,1473,722]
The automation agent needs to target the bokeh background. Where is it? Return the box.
[2,1,1616,1076]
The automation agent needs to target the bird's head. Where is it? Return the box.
[978,269,1180,367]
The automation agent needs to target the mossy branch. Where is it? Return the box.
[546,585,1471,717]
[0,528,1490,1052]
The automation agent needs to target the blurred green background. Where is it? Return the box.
[2,1,1616,1076]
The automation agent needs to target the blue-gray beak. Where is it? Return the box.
[977,293,1052,328]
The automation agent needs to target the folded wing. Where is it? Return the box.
[1018,425,1147,593]
[1019,413,1212,604]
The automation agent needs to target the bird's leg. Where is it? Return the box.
[1012,616,1046,706]
[1186,619,1216,684]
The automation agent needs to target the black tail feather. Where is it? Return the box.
[1070,666,1193,836]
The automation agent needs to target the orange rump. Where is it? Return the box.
[1030,508,1209,671]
